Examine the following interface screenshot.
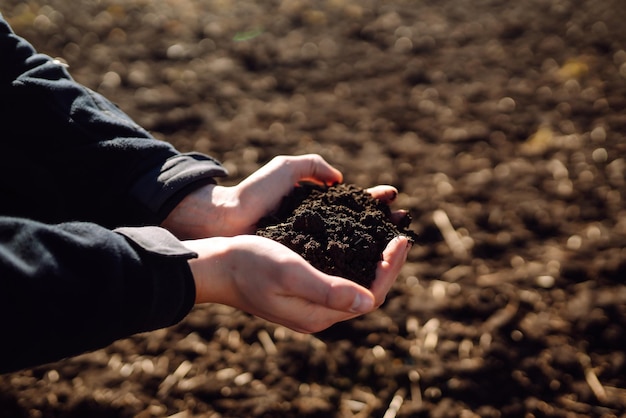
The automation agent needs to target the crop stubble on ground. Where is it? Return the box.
[1,0,626,417]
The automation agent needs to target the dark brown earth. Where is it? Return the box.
[1,0,626,417]
[256,183,417,288]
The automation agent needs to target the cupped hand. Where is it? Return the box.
[183,234,411,333]
[161,154,343,239]
[162,154,409,240]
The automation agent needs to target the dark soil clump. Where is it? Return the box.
[256,183,417,288]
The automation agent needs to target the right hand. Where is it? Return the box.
[182,234,410,333]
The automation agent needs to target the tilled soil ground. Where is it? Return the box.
[1,0,626,417]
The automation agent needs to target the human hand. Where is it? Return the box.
[162,154,409,239]
[161,154,343,239]
[183,233,411,333]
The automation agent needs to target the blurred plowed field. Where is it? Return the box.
[1,0,626,417]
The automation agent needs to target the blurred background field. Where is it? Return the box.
[1,0,626,416]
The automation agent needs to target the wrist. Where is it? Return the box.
[182,237,235,305]
[162,184,248,239]
[161,183,221,239]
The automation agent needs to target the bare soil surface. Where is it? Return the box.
[1,0,626,417]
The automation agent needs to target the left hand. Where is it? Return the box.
[162,154,405,239]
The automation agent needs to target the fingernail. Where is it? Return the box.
[395,235,408,245]
[351,293,374,313]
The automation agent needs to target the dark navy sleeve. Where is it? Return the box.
[0,14,224,373]
[0,218,197,373]
[0,14,228,227]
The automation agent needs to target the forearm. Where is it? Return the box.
[0,218,197,373]
[0,15,228,227]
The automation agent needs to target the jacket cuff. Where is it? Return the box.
[130,152,229,223]
[114,226,198,330]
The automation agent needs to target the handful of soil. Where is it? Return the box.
[255,183,417,288]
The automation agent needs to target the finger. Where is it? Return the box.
[389,209,410,225]
[292,154,343,186]
[365,185,398,203]
[238,155,342,202]
[282,309,360,334]
[370,236,411,305]
[285,264,375,315]
[277,296,367,334]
